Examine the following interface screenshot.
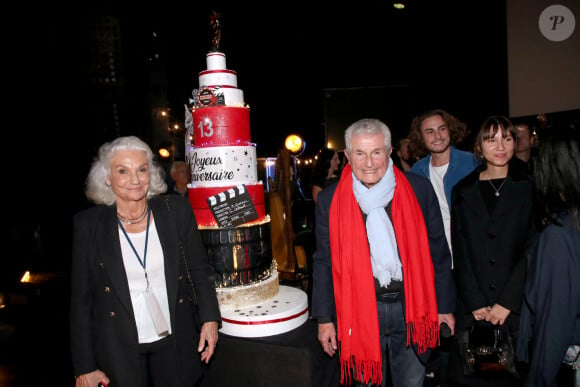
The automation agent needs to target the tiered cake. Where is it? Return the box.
[185,48,308,337]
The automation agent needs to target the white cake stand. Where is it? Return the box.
[219,285,309,337]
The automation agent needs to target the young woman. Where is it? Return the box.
[448,115,536,386]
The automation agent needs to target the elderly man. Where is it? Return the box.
[169,160,190,196]
[312,118,455,387]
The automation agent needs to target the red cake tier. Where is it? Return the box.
[192,106,251,147]
[192,206,266,228]
[188,184,266,228]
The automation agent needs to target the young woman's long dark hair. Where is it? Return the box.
[533,121,580,231]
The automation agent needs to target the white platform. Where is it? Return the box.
[219,285,309,338]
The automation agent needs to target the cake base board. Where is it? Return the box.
[219,285,309,338]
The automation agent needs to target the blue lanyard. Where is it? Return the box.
[118,207,152,286]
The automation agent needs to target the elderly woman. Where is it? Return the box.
[70,136,221,387]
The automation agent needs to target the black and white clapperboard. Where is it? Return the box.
[206,184,259,228]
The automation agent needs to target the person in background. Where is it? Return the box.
[395,138,414,171]
[311,147,340,204]
[168,160,190,197]
[70,136,221,387]
[517,123,580,387]
[312,118,455,387]
[449,116,536,386]
[338,150,348,171]
[509,121,536,177]
[288,163,304,203]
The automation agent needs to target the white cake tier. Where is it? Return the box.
[189,145,257,188]
[219,285,309,338]
[206,52,226,70]
[199,69,237,88]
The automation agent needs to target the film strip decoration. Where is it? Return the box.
[206,184,259,228]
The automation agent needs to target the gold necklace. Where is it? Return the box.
[488,178,508,197]
[117,205,149,224]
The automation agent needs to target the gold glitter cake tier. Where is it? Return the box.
[216,270,279,311]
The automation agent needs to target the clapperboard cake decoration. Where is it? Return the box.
[206,184,259,228]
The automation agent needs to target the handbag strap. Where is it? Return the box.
[164,195,198,304]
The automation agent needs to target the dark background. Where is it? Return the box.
[7,2,513,261]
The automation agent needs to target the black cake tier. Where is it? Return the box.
[200,221,273,287]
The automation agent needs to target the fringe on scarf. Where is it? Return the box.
[407,318,440,353]
[340,354,382,386]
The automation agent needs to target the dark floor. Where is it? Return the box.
[0,274,73,387]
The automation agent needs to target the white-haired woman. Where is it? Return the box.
[70,136,221,387]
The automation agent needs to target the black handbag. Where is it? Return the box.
[461,321,518,377]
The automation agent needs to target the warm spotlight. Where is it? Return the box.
[285,134,305,155]
[20,271,30,283]
[158,147,171,159]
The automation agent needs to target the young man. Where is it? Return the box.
[408,109,478,385]
[408,109,479,261]
[312,118,455,387]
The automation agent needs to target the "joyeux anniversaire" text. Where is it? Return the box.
[190,152,235,182]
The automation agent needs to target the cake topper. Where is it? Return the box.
[210,10,221,51]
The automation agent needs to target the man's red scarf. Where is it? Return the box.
[329,164,439,385]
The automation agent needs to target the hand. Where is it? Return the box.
[198,321,219,364]
[318,322,338,357]
[75,369,109,387]
[485,304,510,325]
[472,306,491,322]
[438,313,455,336]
